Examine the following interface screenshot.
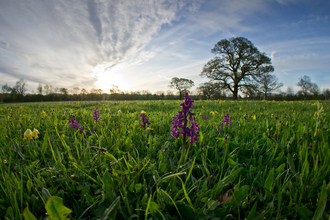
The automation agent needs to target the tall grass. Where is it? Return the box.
[0,100,329,219]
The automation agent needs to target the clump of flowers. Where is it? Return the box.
[171,92,199,163]
[218,109,231,131]
[24,128,39,140]
[139,111,150,129]
[93,107,100,122]
[69,115,84,134]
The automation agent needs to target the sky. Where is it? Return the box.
[0,0,329,95]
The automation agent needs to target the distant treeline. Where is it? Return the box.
[0,91,329,103]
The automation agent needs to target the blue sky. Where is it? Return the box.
[0,0,329,94]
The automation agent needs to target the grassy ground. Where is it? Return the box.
[0,100,329,219]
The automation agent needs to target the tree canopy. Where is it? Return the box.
[168,77,194,99]
[200,37,274,99]
[297,75,319,96]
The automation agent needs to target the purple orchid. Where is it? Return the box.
[171,92,199,144]
[223,110,231,126]
[218,109,231,131]
[93,107,100,123]
[69,115,81,130]
[140,113,150,129]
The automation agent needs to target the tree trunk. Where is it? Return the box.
[233,84,238,100]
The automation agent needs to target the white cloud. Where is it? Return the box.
[0,0,204,91]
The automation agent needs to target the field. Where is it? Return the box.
[0,99,329,219]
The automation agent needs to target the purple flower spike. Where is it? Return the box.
[223,110,231,126]
[171,92,199,144]
[69,115,81,131]
[186,121,200,143]
[140,113,150,129]
[219,109,231,130]
[93,107,100,122]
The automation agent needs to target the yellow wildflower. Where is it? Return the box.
[253,115,256,120]
[32,128,39,139]
[62,134,65,138]
[210,111,218,117]
[140,110,146,114]
[23,129,33,140]
[41,111,47,117]
[314,111,317,117]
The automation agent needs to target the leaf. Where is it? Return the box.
[227,158,238,168]
[42,188,52,201]
[41,131,49,153]
[295,206,312,220]
[135,184,142,193]
[287,153,296,174]
[312,181,327,220]
[161,189,182,219]
[23,207,37,220]
[275,163,286,175]
[207,200,220,211]
[233,185,249,204]
[145,195,152,220]
[246,201,258,220]
[149,202,160,214]
[101,196,121,220]
[220,167,243,185]
[264,169,274,193]
[5,206,14,220]
[45,196,72,220]
[177,202,195,220]
[13,142,24,160]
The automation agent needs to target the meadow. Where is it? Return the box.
[0,99,329,219]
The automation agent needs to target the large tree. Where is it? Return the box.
[200,37,274,100]
[168,77,194,99]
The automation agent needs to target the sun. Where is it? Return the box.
[93,64,129,93]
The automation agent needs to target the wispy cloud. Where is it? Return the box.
[0,0,203,91]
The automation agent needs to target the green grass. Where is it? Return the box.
[0,100,329,219]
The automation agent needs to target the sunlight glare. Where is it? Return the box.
[93,64,129,93]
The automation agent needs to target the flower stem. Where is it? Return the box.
[180,133,186,164]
